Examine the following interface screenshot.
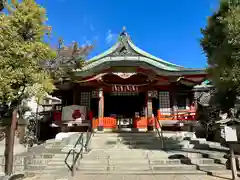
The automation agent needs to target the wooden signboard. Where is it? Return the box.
[224,126,238,142]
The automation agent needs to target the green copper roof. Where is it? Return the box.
[74,29,206,76]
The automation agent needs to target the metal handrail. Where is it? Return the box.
[64,133,84,175]
[64,124,94,176]
[154,118,164,149]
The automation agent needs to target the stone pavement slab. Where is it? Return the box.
[22,173,234,180]
[60,174,232,180]
[22,173,228,180]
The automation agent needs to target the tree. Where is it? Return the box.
[0,0,56,175]
[200,0,240,115]
[42,39,94,83]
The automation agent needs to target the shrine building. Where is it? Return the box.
[52,29,207,132]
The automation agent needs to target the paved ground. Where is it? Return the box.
[56,174,233,180]
[23,174,234,180]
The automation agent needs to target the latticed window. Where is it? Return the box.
[159,91,171,114]
[80,92,91,110]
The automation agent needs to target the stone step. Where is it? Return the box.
[26,153,55,159]
[111,165,151,171]
[108,156,149,159]
[25,165,48,171]
[47,161,67,165]
[93,136,158,139]
[75,170,207,175]
[26,164,65,170]
[25,174,66,180]
[197,141,228,151]
[203,152,226,159]
[152,164,197,171]
[93,132,157,136]
[25,158,52,165]
[80,160,108,164]
[207,170,239,178]
[167,151,204,158]
[24,169,64,174]
[163,144,183,149]
[78,166,108,171]
[78,164,200,172]
[119,139,160,143]
[108,160,149,165]
[190,138,207,142]
[83,157,149,161]
[198,164,227,171]
[79,163,108,167]
[204,141,222,146]
[49,157,68,161]
[214,158,228,165]
[193,143,229,152]
[150,159,181,165]
[182,158,215,165]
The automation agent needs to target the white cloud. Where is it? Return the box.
[106,30,117,44]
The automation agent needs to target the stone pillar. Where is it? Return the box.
[17,118,27,144]
[98,88,104,131]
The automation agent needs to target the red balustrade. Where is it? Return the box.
[134,117,148,129]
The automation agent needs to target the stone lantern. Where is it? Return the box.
[216,118,240,180]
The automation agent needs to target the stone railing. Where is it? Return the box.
[0,154,54,174]
[0,156,25,174]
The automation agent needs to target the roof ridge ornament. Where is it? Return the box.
[120,26,127,36]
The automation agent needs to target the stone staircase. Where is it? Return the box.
[74,132,234,175]
[3,131,239,179]
[0,132,88,178]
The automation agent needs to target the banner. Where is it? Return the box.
[61,105,86,122]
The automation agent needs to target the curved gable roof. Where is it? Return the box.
[74,29,206,76]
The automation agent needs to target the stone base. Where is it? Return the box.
[92,128,98,133]
[97,126,104,131]
[154,128,162,132]
[95,128,149,133]
[103,128,116,132]
[135,128,148,132]
[147,126,154,132]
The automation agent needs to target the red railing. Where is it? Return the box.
[92,117,117,129]
[158,109,196,121]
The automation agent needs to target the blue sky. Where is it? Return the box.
[37,0,219,68]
